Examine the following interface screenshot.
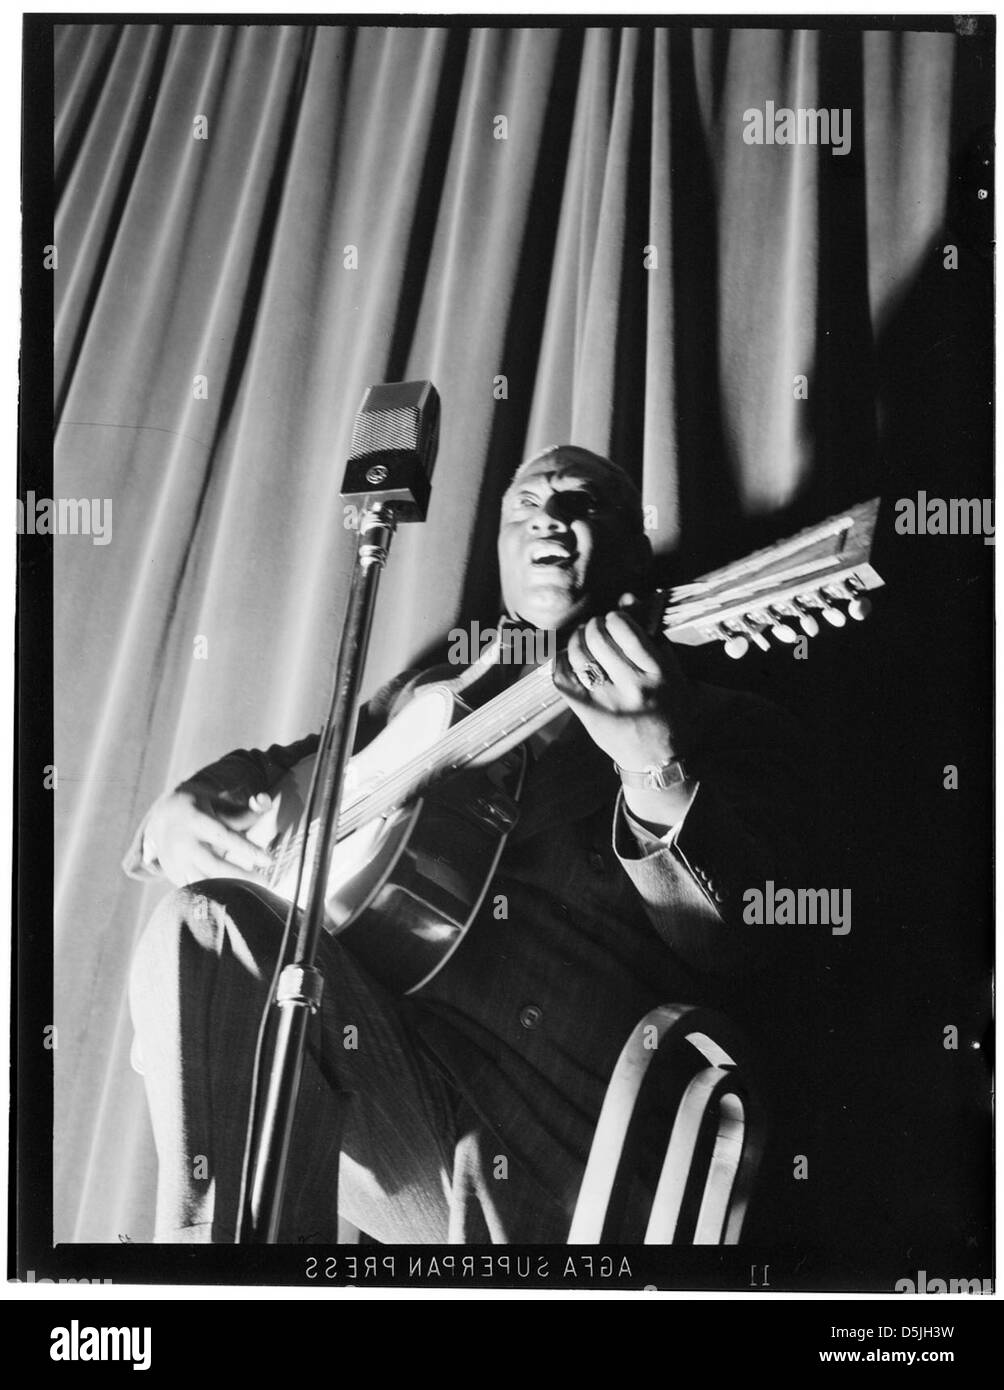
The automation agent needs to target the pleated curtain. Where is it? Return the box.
[52,22,957,1241]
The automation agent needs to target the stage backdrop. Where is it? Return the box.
[53,22,959,1241]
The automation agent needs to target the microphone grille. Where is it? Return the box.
[349,381,439,464]
[351,404,419,455]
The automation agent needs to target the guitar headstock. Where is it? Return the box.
[662,498,884,658]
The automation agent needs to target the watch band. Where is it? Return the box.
[614,757,691,790]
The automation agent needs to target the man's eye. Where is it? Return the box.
[517,493,540,509]
[565,492,601,518]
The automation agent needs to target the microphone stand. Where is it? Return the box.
[243,499,399,1243]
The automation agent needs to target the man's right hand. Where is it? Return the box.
[142,789,275,887]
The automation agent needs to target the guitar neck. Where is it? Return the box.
[337,661,562,836]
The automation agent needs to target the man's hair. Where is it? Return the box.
[509,444,645,535]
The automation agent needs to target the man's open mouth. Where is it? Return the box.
[530,547,575,568]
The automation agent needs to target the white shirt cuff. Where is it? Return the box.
[617,783,700,856]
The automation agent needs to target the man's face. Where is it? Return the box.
[497,449,647,634]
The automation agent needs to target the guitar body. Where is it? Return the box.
[248,684,527,994]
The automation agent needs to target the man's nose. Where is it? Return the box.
[528,497,572,532]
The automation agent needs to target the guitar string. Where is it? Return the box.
[339,667,562,829]
[267,661,561,875]
[267,670,558,875]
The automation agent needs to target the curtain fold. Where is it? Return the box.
[52,22,959,1241]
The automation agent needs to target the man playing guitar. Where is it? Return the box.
[125,443,804,1243]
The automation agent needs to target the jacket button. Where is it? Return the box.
[519,1003,544,1030]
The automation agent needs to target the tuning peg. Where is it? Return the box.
[741,616,772,652]
[792,597,820,637]
[718,624,749,660]
[816,590,846,627]
[767,607,798,644]
[845,577,873,621]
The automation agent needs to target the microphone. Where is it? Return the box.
[340,379,440,522]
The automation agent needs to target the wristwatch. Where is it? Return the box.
[614,757,691,790]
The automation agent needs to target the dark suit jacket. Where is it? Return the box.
[124,665,807,1240]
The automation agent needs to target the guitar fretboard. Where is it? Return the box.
[339,661,560,833]
[269,660,564,879]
